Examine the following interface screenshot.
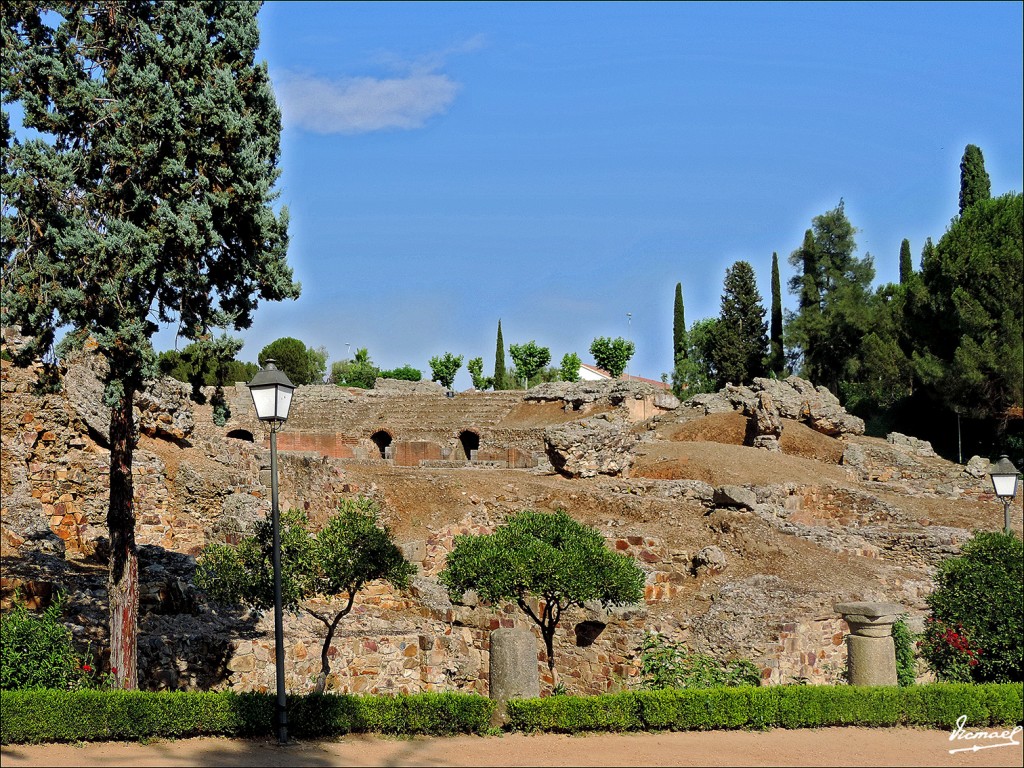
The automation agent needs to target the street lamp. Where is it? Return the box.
[988,455,1020,535]
[247,359,295,744]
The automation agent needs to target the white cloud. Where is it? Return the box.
[275,69,461,135]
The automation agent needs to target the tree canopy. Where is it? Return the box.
[959,144,991,215]
[195,498,414,694]
[429,352,463,390]
[259,337,326,386]
[589,336,635,378]
[709,260,767,387]
[508,341,551,387]
[439,509,644,679]
[911,193,1023,419]
[1,0,297,689]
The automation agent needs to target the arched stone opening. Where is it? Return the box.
[458,430,480,461]
[370,430,393,459]
[226,429,255,442]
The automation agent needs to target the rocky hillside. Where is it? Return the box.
[1,347,1018,695]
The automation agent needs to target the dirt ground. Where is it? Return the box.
[2,728,1022,767]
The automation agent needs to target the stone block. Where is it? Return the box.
[489,628,540,724]
[846,635,897,686]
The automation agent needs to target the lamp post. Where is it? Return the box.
[989,455,1020,535]
[247,359,295,744]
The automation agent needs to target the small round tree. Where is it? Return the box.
[195,498,415,693]
[589,336,635,378]
[918,531,1022,683]
[439,509,644,683]
[428,352,464,390]
[508,341,551,388]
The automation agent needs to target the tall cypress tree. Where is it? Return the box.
[710,261,768,387]
[959,144,992,215]
[2,1,297,689]
[787,229,821,380]
[672,282,687,363]
[769,252,784,375]
[899,239,913,284]
[494,320,507,390]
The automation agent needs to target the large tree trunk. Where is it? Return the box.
[108,385,139,690]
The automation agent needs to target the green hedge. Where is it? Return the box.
[0,690,495,744]
[5,684,1020,743]
[506,683,1023,733]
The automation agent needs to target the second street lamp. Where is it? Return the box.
[247,359,295,745]
[989,455,1021,535]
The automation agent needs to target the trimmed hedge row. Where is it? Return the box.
[506,683,1024,733]
[0,690,495,744]
[4,684,1021,743]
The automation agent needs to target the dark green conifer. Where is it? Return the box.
[673,282,687,363]
[769,253,784,375]
[899,239,913,284]
[959,144,992,215]
[494,320,508,390]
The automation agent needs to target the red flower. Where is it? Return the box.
[82,664,92,673]
[111,667,118,674]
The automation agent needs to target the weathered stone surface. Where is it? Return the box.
[693,545,728,575]
[886,432,936,457]
[371,378,446,396]
[965,455,990,478]
[544,418,639,478]
[62,346,194,444]
[489,628,540,704]
[845,635,897,686]
[713,485,756,510]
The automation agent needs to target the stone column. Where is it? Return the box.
[835,601,903,686]
[489,628,539,725]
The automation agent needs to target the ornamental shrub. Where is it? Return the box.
[638,633,761,690]
[0,596,84,691]
[919,531,1023,683]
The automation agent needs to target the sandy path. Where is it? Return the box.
[2,728,1022,767]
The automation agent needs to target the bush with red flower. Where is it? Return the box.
[920,531,1022,683]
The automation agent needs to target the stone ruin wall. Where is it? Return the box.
[2,356,958,697]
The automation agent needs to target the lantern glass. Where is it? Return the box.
[247,360,295,423]
[989,455,1020,499]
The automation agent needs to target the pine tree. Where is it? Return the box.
[785,201,874,395]
[769,252,784,375]
[710,261,768,387]
[494,320,507,390]
[673,282,687,363]
[1,1,297,689]
[959,144,992,215]
[913,193,1023,419]
[899,239,913,284]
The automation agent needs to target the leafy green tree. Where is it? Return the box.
[559,352,582,382]
[911,193,1023,419]
[785,201,875,396]
[158,334,249,424]
[439,510,644,680]
[331,347,379,388]
[1,1,297,689]
[494,320,508,390]
[709,261,768,387]
[589,336,634,378]
[259,337,326,385]
[378,364,421,382]
[673,283,687,363]
[959,144,992,215]
[918,531,1022,683]
[899,239,913,285]
[671,318,719,398]
[508,341,551,387]
[466,357,493,390]
[769,253,784,376]
[429,352,464,390]
[195,498,415,694]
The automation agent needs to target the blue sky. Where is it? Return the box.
[162,1,1023,389]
